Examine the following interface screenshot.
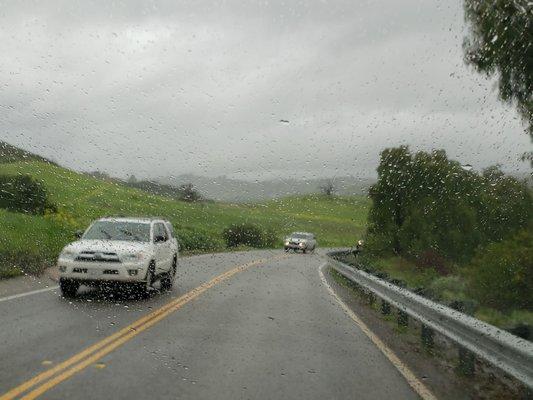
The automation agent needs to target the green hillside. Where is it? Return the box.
[0,141,54,164]
[0,160,369,277]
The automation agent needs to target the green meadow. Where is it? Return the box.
[0,160,369,277]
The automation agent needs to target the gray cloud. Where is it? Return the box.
[0,0,530,181]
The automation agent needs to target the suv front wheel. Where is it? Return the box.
[160,256,176,291]
[59,278,80,298]
[134,262,155,298]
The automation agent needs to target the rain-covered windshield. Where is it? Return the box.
[0,1,531,399]
[83,221,151,242]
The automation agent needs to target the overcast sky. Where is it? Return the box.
[0,0,531,181]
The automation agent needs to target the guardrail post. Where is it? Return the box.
[397,309,408,327]
[381,300,391,315]
[421,324,434,350]
[457,347,475,376]
[367,292,375,306]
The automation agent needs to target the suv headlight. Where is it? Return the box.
[59,249,76,260]
[122,252,147,262]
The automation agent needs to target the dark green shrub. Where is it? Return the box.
[222,223,277,248]
[415,249,450,276]
[261,228,279,248]
[223,223,263,248]
[465,230,533,311]
[177,228,223,252]
[0,175,56,215]
[0,249,49,278]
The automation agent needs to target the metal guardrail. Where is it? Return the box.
[327,250,533,389]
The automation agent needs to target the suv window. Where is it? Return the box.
[83,221,151,242]
[153,223,168,242]
[165,222,175,238]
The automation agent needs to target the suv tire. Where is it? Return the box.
[161,256,176,291]
[60,278,80,298]
[136,262,155,298]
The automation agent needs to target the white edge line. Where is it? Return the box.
[318,262,438,400]
[0,286,59,303]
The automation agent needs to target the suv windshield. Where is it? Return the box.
[83,221,150,242]
[291,233,310,239]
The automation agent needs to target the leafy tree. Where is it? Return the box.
[178,183,202,202]
[320,180,336,197]
[366,147,532,263]
[367,146,415,254]
[463,0,533,136]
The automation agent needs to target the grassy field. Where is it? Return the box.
[0,161,369,278]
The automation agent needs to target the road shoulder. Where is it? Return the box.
[321,264,473,400]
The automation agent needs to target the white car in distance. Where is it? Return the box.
[57,217,179,297]
[284,232,317,253]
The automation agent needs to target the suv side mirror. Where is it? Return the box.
[154,235,166,243]
[75,230,83,239]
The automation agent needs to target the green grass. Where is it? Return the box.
[475,308,533,329]
[370,256,439,288]
[0,161,369,278]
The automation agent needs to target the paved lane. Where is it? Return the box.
[0,251,420,400]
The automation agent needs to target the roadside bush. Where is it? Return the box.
[0,175,56,215]
[0,249,49,278]
[465,229,533,311]
[261,228,278,248]
[177,228,224,252]
[223,223,263,248]
[222,223,277,248]
[415,249,450,276]
[429,275,469,303]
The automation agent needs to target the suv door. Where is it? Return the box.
[153,222,172,274]
[308,234,316,250]
[164,221,179,255]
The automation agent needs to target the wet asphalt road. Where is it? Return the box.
[0,250,418,400]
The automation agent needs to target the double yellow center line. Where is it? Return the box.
[1,255,280,400]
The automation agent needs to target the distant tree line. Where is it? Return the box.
[125,175,202,202]
[87,172,203,203]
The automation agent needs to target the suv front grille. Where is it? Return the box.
[103,269,119,275]
[75,251,121,263]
